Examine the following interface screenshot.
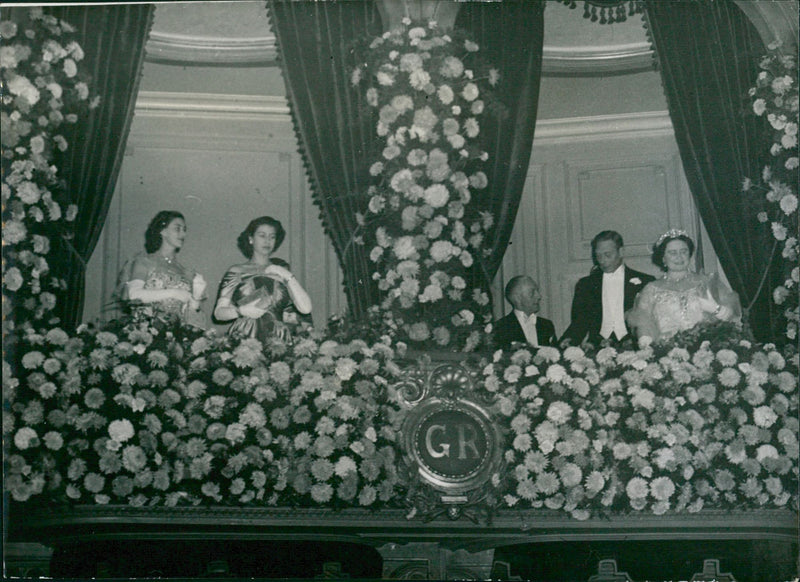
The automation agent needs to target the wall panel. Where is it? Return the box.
[565,159,678,262]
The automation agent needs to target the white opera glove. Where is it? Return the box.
[697,289,721,314]
[238,300,268,319]
[638,335,653,349]
[170,288,193,303]
[714,305,732,320]
[264,264,294,284]
[698,288,731,319]
[127,280,192,304]
[192,273,207,301]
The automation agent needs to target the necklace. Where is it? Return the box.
[664,271,690,283]
[160,253,175,265]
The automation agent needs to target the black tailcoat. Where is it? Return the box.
[560,265,654,346]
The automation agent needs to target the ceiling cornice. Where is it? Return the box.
[542,43,653,74]
[145,32,653,74]
[146,31,277,64]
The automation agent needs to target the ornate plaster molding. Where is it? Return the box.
[134,92,673,144]
[132,92,675,149]
[146,31,277,64]
[135,91,289,120]
[534,111,674,143]
[145,30,653,74]
[145,1,797,70]
[542,43,653,74]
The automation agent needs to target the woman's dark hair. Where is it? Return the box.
[145,211,185,254]
[652,233,695,271]
[590,230,624,268]
[237,216,286,259]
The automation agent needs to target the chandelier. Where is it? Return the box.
[558,0,644,24]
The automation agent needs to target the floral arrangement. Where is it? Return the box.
[5,314,797,520]
[4,320,408,507]
[350,18,501,351]
[1,8,97,330]
[743,41,799,341]
[2,7,798,529]
[482,336,797,519]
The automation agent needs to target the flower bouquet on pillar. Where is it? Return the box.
[1,8,97,332]
[350,17,504,352]
[742,41,799,341]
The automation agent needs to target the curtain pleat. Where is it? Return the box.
[269,0,544,318]
[46,4,154,330]
[644,0,781,341]
[267,0,383,320]
[455,1,546,285]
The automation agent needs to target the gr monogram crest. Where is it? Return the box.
[397,360,504,514]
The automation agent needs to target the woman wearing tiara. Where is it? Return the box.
[214,216,312,343]
[627,229,741,346]
[117,210,207,328]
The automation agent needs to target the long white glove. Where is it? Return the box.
[698,289,731,320]
[192,273,207,300]
[238,300,268,319]
[126,280,192,304]
[264,264,312,315]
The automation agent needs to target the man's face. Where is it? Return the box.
[594,240,623,273]
[514,281,541,315]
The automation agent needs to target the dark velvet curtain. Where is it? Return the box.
[455,1,546,285]
[268,0,545,318]
[644,0,780,341]
[267,1,383,320]
[45,4,154,330]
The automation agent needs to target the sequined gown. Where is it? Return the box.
[627,273,741,341]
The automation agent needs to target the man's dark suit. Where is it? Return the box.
[560,265,654,346]
[493,312,557,350]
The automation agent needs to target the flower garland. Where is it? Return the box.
[482,338,797,518]
[4,321,408,507]
[743,41,799,341]
[5,316,797,519]
[350,18,501,351]
[1,8,96,330]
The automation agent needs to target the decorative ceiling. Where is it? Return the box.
[147,1,653,74]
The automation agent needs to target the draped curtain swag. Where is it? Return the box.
[46,4,154,330]
[268,0,545,319]
[454,2,545,286]
[267,0,383,320]
[644,0,780,341]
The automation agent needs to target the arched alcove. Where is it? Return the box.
[733,0,799,48]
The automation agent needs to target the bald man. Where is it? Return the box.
[493,276,557,350]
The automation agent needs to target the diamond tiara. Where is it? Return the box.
[655,228,689,247]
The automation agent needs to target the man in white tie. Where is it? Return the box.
[560,230,654,348]
[493,276,557,350]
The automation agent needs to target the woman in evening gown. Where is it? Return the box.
[627,229,741,345]
[214,216,312,343]
[117,210,207,328]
